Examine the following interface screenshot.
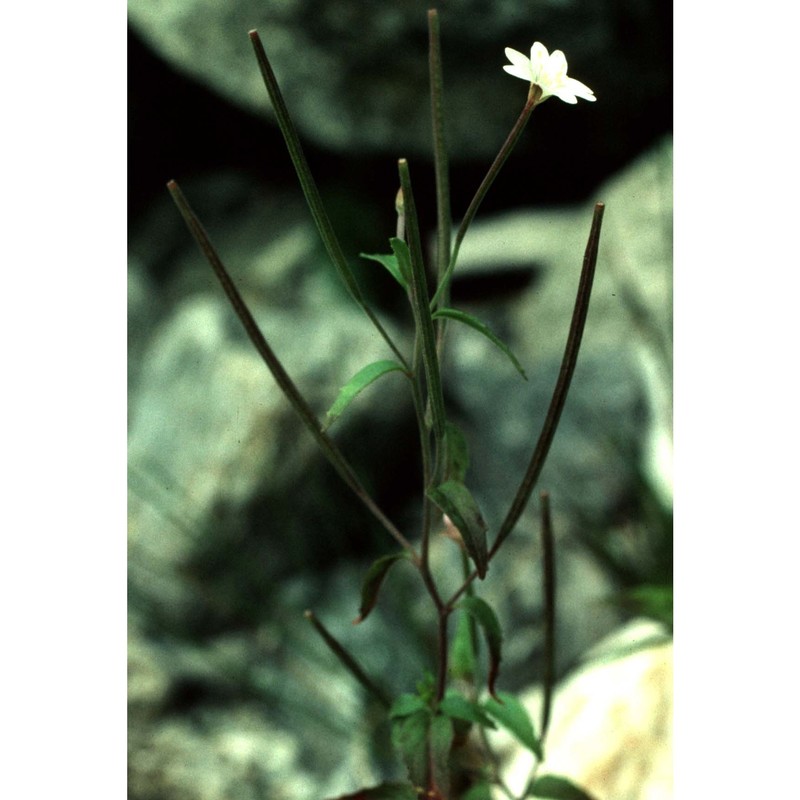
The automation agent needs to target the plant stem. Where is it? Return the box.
[410,364,434,568]
[168,180,418,558]
[248,30,408,369]
[435,607,450,703]
[430,86,542,310]
[493,202,605,551]
[304,610,391,709]
[445,202,605,608]
[427,9,451,288]
[539,491,556,744]
[398,160,447,458]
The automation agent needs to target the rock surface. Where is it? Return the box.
[448,135,673,521]
[128,0,670,159]
[491,619,673,800]
[127,136,672,798]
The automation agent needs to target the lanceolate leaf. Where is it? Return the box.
[389,237,414,285]
[432,307,527,379]
[326,781,417,799]
[353,552,408,624]
[427,480,488,579]
[359,251,409,290]
[459,596,503,699]
[439,692,496,729]
[483,691,543,760]
[449,609,477,681]
[428,714,454,799]
[324,360,407,430]
[391,710,430,789]
[529,774,599,800]
[443,422,470,483]
[391,709,454,797]
[389,693,430,719]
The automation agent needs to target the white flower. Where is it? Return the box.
[503,42,596,104]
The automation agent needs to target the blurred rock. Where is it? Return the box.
[128,172,420,798]
[127,134,671,797]
[446,135,672,562]
[128,0,670,160]
[128,172,413,629]
[490,618,673,800]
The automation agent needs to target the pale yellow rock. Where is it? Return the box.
[491,619,672,800]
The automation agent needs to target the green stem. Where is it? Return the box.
[430,86,541,310]
[410,363,434,566]
[445,202,605,608]
[248,30,408,369]
[398,159,447,459]
[304,610,391,708]
[168,180,417,558]
[434,608,450,703]
[408,316,447,698]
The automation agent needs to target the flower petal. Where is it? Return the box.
[564,77,596,101]
[529,42,550,62]
[503,64,532,81]
[503,40,596,105]
[550,88,579,103]
[528,42,549,81]
[503,47,533,81]
[547,49,568,81]
[504,47,531,69]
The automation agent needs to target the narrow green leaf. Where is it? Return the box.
[529,774,598,800]
[461,783,493,800]
[433,307,527,379]
[353,552,408,624]
[391,710,430,789]
[460,597,503,699]
[416,672,436,706]
[326,781,417,799]
[389,693,430,720]
[428,714,454,799]
[443,422,470,483]
[325,360,407,431]
[439,692,496,729]
[616,584,673,628]
[359,252,409,290]
[389,237,413,279]
[427,480,488,579]
[483,691,542,760]
[449,608,477,681]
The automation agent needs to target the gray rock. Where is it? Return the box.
[447,135,673,525]
[127,135,671,798]
[128,172,421,798]
[128,172,412,633]
[128,0,669,157]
